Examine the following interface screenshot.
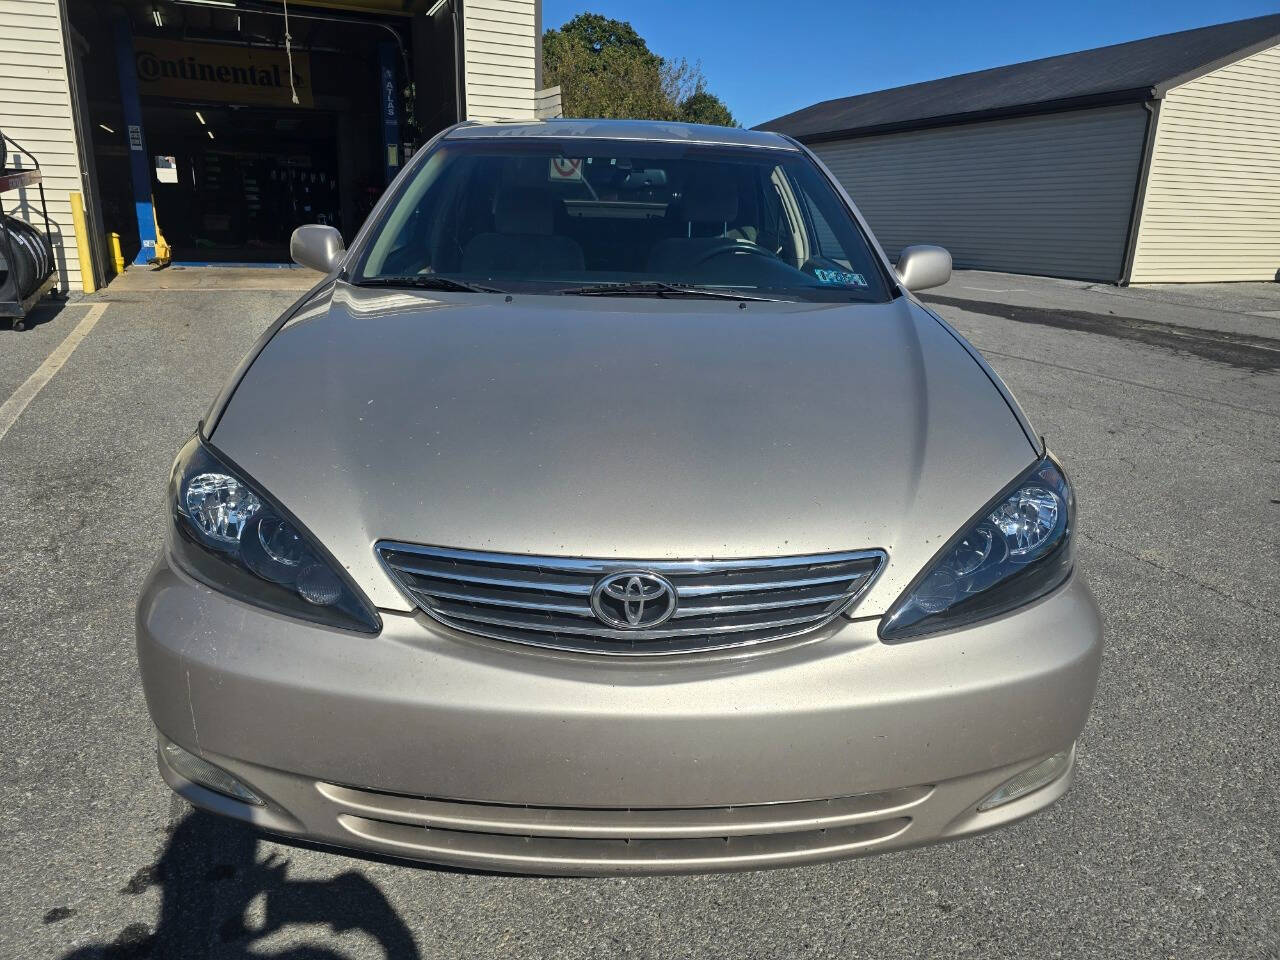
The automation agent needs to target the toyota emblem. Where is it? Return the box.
[590,572,677,630]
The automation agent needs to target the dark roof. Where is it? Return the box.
[757,14,1280,142]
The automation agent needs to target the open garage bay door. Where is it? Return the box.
[67,0,467,267]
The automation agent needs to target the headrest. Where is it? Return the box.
[680,176,739,224]
[494,187,554,235]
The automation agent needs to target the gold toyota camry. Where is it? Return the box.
[137,119,1102,875]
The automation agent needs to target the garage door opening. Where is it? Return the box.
[67,0,463,269]
[144,103,342,263]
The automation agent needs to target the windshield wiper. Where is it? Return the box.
[352,275,506,294]
[558,281,781,302]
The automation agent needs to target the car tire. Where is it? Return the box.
[0,216,53,298]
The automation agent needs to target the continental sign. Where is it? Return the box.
[135,39,313,108]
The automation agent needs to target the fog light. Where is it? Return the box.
[161,740,265,805]
[977,745,1074,811]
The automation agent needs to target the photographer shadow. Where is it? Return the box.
[62,809,421,960]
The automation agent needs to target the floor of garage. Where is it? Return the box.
[105,264,322,293]
[1,271,1277,959]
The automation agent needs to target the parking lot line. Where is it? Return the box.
[0,303,108,442]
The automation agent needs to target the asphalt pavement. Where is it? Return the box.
[1,269,1277,959]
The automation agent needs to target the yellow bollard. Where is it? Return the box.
[109,232,125,276]
[69,191,97,294]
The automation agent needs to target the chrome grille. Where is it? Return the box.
[376,543,885,655]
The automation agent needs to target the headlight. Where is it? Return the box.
[880,455,1074,641]
[168,437,380,633]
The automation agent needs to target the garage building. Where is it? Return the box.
[759,15,1280,283]
[2,0,555,287]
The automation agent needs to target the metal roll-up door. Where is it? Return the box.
[811,105,1149,282]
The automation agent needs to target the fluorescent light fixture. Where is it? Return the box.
[152,8,164,27]
[207,130,215,140]
[99,124,115,133]
[195,110,206,124]
[426,0,449,16]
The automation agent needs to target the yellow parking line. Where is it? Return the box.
[0,303,109,442]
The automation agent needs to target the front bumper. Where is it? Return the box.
[137,556,1102,875]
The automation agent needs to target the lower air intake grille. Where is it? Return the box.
[321,781,926,874]
[376,543,885,655]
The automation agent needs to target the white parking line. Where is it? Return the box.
[0,303,108,442]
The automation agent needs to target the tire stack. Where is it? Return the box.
[0,214,54,299]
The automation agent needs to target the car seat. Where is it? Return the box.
[646,175,759,274]
[461,187,585,276]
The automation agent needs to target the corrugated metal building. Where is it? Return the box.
[2,0,551,289]
[759,15,1280,284]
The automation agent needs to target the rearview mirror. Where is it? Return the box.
[895,245,951,292]
[290,224,345,274]
[620,168,668,189]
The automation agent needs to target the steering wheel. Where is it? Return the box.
[691,240,778,266]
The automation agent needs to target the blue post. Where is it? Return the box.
[113,18,158,266]
[378,42,401,187]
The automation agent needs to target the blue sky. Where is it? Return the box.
[542,1,1280,127]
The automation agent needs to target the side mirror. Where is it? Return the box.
[895,245,951,292]
[290,224,345,273]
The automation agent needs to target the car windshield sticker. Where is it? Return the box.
[813,269,868,287]
[549,157,584,182]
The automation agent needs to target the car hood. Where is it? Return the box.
[211,283,1037,616]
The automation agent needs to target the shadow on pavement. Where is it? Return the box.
[4,294,73,332]
[920,292,1280,373]
[60,810,421,960]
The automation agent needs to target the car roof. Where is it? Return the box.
[446,118,799,151]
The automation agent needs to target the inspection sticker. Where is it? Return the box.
[813,269,868,287]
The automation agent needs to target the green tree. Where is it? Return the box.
[543,13,737,126]
[679,91,736,126]
[550,12,652,56]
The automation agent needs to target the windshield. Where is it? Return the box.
[354,138,891,302]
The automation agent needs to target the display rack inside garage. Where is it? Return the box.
[1,131,60,331]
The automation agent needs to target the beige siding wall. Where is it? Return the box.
[463,0,538,122]
[1130,43,1280,283]
[811,105,1148,281]
[535,84,562,119]
[0,0,83,291]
